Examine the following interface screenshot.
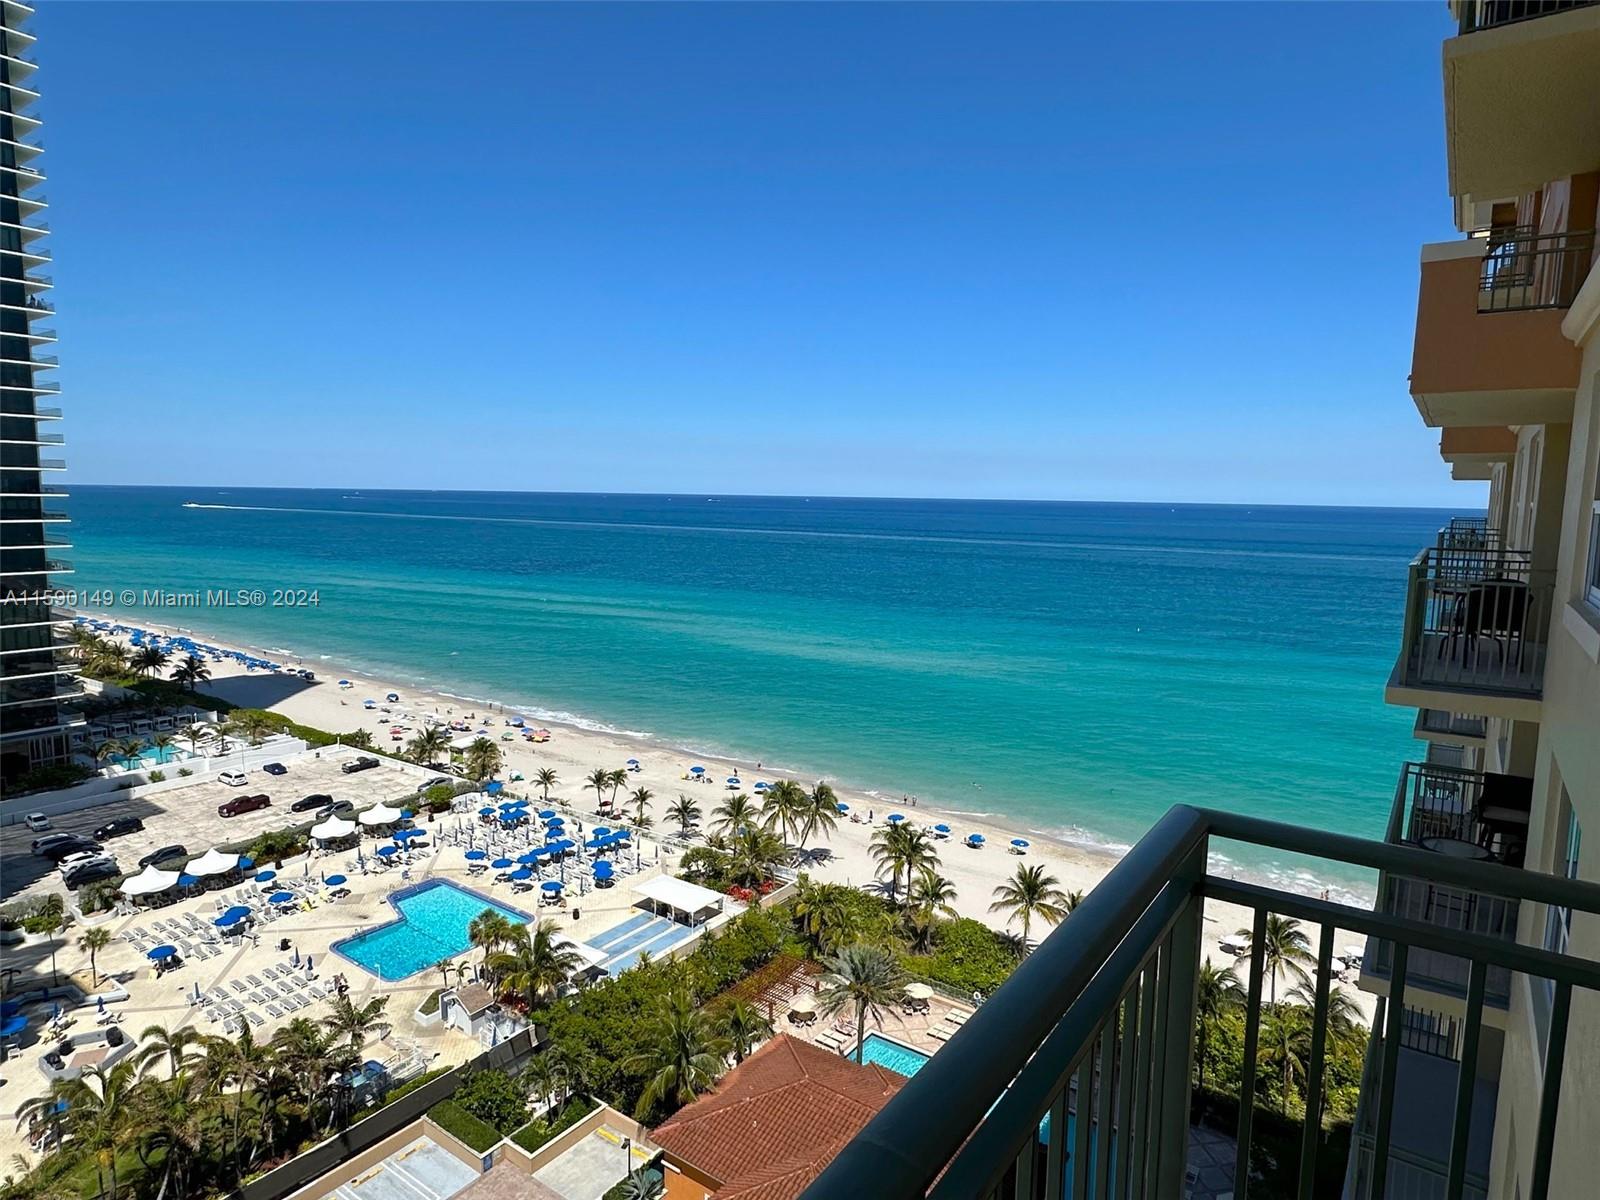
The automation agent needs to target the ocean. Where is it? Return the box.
[63,486,1452,897]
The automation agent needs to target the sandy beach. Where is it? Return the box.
[85,614,1373,1018]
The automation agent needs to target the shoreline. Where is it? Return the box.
[78,609,1375,909]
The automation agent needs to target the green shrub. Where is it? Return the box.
[420,989,443,1016]
[510,1098,594,1154]
[177,767,194,777]
[148,770,166,783]
[428,1100,502,1152]
[452,1068,528,1134]
[900,917,1022,998]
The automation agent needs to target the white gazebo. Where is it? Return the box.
[186,847,243,878]
[310,815,358,842]
[633,875,726,927]
[358,803,403,828]
[121,866,181,898]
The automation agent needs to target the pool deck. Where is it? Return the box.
[778,991,976,1062]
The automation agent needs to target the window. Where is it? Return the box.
[1533,795,1581,1057]
[1587,495,1600,610]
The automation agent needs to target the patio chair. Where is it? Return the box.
[929,1026,952,1042]
[263,966,279,980]
[246,974,263,987]
[265,1003,283,1018]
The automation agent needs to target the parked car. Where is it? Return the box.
[36,834,100,860]
[341,756,380,775]
[58,851,116,874]
[218,794,271,818]
[32,831,86,855]
[417,777,452,792]
[63,859,122,889]
[291,793,333,813]
[24,812,50,832]
[139,844,188,868]
[316,800,356,819]
[262,762,287,776]
[93,816,144,840]
[219,770,248,787]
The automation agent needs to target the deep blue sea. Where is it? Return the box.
[64,487,1454,896]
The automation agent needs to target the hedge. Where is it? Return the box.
[427,1100,502,1153]
[509,1098,595,1155]
[384,1066,450,1105]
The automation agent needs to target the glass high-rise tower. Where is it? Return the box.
[0,0,79,784]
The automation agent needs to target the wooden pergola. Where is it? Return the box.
[719,954,823,1022]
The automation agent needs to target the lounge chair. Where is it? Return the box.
[263,966,280,980]
[246,974,263,987]
[929,1026,952,1042]
[265,1003,283,1018]
[947,1011,970,1027]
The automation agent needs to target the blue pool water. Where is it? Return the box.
[855,1032,932,1078]
[334,880,530,980]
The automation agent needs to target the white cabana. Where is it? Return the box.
[358,803,403,827]
[185,847,243,878]
[632,874,725,926]
[121,866,182,898]
[310,815,358,841]
[449,734,478,751]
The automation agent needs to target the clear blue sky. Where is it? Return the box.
[42,1,1472,506]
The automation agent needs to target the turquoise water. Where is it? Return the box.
[333,880,530,980]
[856,1032,932,1077]
[65,487,1455,896]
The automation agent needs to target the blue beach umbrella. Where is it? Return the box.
[626,758,639,767]
[837,802,850,813]
[518,852,540,865]
[147,945,178,961]
[0,1014,28,1037]
[325,874,347,886]
[934,823,950,834]
[753,781,769,792]
[400,809,414,819]
[1011,838,1030,849]
[465,849,487,861]
[538,809,556,820]
[485,781,503,795]
[269,891,295,904]
[592,861,614,880]
[689,766,705,775]
[727,777,741,785]
[238,857,255,869]
[584,837,607,851]
[492,857,513,869]
[479,806,495,817]
[255,869,276,883]
[178,874,200,888]
[541,880,563,893]
[547,816,564,826]
[509,868,533,881]
[593,827,612,838]
[968,833,986,845]
[218,905,251,924]
[887,813,906,824]
[376,845,399,858]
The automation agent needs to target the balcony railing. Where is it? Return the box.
[1396,547,1553,700]
[802,807,1600,1200]
[1478,227,1596,313]
[1415,709,1488,742]
[1456,0,1598,33]
[1436,518,1498,554]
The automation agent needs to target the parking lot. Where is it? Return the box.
[1,750,426,904]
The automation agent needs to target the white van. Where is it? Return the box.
[219,770,248,787]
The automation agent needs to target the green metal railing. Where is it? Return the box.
[801,806,1600,1200]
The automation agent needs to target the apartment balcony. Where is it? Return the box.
[0,136,42,164]
[1343,1017,1496,1200]
[0,484,66,498]
[0,219,48,243]
[0,78,41,111]
[1444,2,1600,200]
[0,509,66,522]
[801,807,1600,1200]
[27,405,60,419]
[0,705,90,739]
[1410,238,1587,427]
[0,299,53,321]
[0,161,46,186]
[0,243,51,266]
[1360,763,1532,1017]
[0,379,61,393]
[0,432,64,445]
[1386,546,1553,720]
[0,354,58,368]
[1414,708,1489,749]
[1439,428,1516,482]
[0,50,38,80]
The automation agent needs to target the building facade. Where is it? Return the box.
[1350,3,1600,1198]
[0,0,78,783]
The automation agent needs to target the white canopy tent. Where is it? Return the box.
[632,874,725,926]
[310,815,358,841]
[358,803,403,827]
[552,934,610,977]
[186,847,242,878]
[122,866,182,897]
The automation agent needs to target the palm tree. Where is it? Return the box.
[1288,981,1362,1034]
[717,999,773,1065]
[988,864,1071,952]
[1194,959,1246,1090]
[711,792,759,838]
[802,782,841,846]
[179,722,209,757]
[469,910,516,978]
[668,794,701,838]
[170,653,211,692]
[624,987,730,1119]
[1259,1005,1314,1117]
[535,767,558,803]
[130,644,170,678]
[629,786,655,829]
[408,725,451,766]
[607,767,630,808]
[93,739,125,770]
[817,943,907,1064]
[321,993,391,1051]
[760,780,809,844]
[77,926,112,985]
[586,767,611,812]
[463,737,503,782]
[727,824,787,887]
[232,710,274,746]
[1235,913,1316,1006]
[146,731,176,764]
[137,1024,204,1079]
[792,879,861,957]
[904,868,958,952]
[436,958,461,991]
[869,824,938,902]
[488,920,585,1010]
[201,1027,273,1183]
[135,1071,206,1200]
[19,1062,136,1200]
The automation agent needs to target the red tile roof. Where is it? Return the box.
[650,1035,904,1200]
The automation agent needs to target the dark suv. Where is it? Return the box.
[291,793,333,813]
[341,756,380,774]
[63,859,121,889]
[35,834,101,861]
[139,844,188,868]
[218,794,271,818]
[94,816,144,840]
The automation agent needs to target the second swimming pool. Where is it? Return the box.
[333,880,530,981]
[854,1032,932,1078]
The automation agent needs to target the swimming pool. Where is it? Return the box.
[333,880,530,980]
[854,1032,931,1078]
